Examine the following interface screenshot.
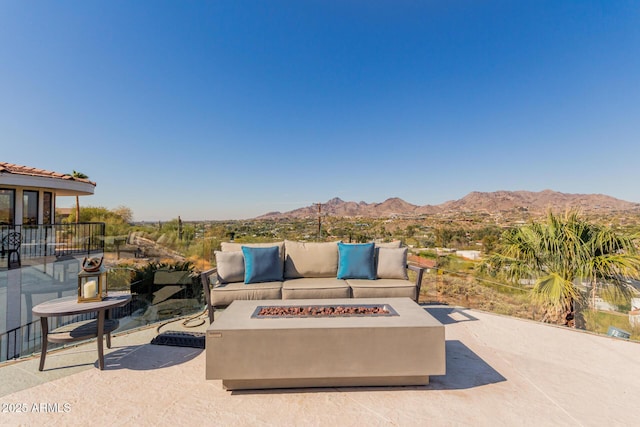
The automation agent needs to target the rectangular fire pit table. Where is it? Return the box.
[206,298,445,390]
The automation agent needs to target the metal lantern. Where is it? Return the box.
[78,257,107,302]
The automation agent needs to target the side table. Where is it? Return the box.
[32,292,131,371]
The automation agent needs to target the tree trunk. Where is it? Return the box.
[563,297,576,328]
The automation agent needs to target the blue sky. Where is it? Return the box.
[2,1,639,220]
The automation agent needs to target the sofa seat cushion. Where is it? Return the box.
[211,281,282,307]
[346,279,416,300]
[282,278,350,299]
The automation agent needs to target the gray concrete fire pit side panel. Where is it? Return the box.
[206,298,445,389]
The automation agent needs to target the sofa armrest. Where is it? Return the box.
[407,264,425,303]
[200,268,217,323]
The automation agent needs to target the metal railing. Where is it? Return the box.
[0,270,203,363]
[0,223,105,264]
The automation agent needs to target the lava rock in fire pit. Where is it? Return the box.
[255,305,391,317]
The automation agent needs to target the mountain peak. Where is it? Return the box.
[256,191,640,219]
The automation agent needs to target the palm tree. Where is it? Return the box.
[482,210,640,326]
[70,170,88,223]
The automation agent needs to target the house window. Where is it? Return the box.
[43,192,53,224]
[0,189,15,225]
[23,190,38,225]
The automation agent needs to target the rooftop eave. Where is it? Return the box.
[0,174,95,196]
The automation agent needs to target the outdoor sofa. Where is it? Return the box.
[200,240,425,323]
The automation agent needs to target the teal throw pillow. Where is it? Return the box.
[242,246,283,284]
[337,242,376,280]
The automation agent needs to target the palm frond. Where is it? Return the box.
[531,272,578,310]
[480,208,640,324]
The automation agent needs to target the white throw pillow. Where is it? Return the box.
[375,240,402,248]
[215,251,245,284]
[376,247,408,280]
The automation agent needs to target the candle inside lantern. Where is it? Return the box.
[83,280,97,298]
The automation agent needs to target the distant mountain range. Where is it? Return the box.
[256,190,640,219]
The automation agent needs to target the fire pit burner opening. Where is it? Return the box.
[251,304,399,318]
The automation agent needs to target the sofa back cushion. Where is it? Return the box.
[284,240,339,279]
[221,241,285,262]
[376,247,409,280]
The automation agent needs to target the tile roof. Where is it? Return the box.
[0,162,96,186]
[408,254,437,268]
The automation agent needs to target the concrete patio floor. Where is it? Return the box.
[1,305,639,426]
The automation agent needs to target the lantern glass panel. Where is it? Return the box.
[78,269,107,302]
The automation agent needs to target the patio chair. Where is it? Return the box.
[1,231,21,269]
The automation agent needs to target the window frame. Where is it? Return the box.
[0,188,16,225]
[43,191,53,225]
[23,190,39,225]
